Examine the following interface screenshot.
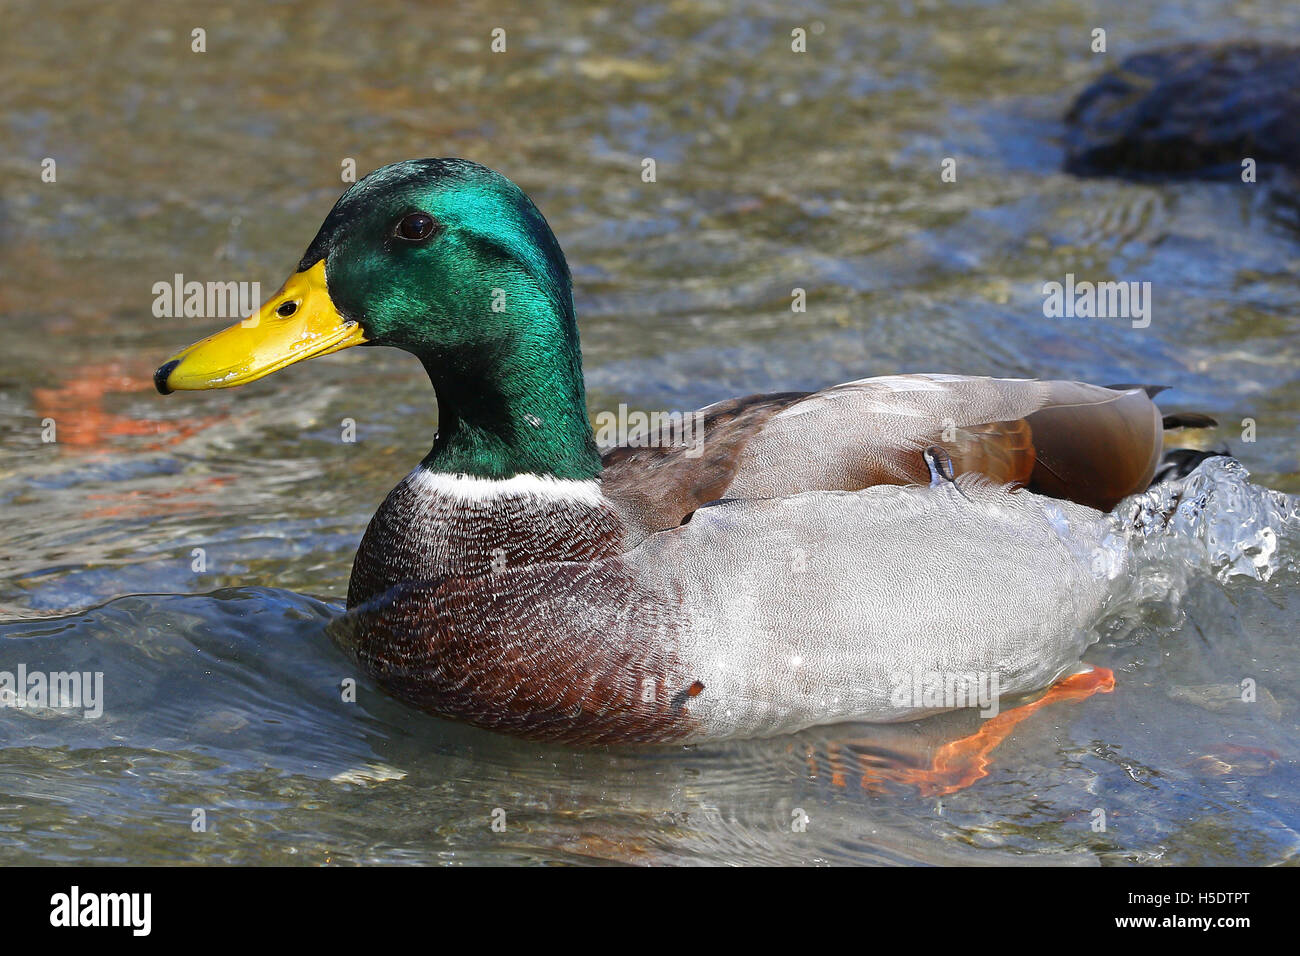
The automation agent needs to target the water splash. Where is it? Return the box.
[1115,456,1300,586]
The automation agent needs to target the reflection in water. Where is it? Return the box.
[32,360,223,452]
[1,0,1299,864]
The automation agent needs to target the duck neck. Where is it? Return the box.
[350,327,621,605]
[418,306,603,481]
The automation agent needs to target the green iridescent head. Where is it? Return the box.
[155,159,602,479]
[301,159,575,355]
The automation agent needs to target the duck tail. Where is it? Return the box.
[1150,445,1231,486]
[1105,383,1168,398]
[1154,404,1222,487]
[1162,412,1218,430]
[1104,383,1220,432]
[1100,384,1221,488]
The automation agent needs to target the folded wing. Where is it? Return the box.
[601,374,1163,539]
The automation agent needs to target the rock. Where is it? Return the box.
[1064,42,1300,179]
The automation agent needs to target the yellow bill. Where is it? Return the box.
[154,260,366,394]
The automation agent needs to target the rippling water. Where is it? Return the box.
[1,0,1298,864]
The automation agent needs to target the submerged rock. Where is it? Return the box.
[1188,745,1280,778]
[1167,683,1284,721]
[1064,42,1300,179]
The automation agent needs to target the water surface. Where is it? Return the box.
[1,0,1298,864]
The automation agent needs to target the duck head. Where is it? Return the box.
[155,159,602,479]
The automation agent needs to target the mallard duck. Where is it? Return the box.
[155,158,1205,747]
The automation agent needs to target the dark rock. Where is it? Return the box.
[1065,42,1300,179]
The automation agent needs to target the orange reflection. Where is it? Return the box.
[33,360,223,452]
[82,475,238,520]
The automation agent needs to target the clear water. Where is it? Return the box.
[1,0,1298,864]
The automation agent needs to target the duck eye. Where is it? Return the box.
[395,212,438,242]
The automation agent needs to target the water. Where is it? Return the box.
[1,0,1298,864]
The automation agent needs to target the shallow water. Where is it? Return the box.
[1,0,1299,865]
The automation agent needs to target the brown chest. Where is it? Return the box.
[346,472,626,607]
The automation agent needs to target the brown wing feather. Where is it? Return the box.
[951,419,1037,486]
[600,375,1163,540]
[1024,381,1163,511]
[718,375,1057,498]
[599,391,809,542]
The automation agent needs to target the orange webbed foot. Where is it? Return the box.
[821,666,1115,798]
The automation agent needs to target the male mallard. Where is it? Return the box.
[155,159,1198,747]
